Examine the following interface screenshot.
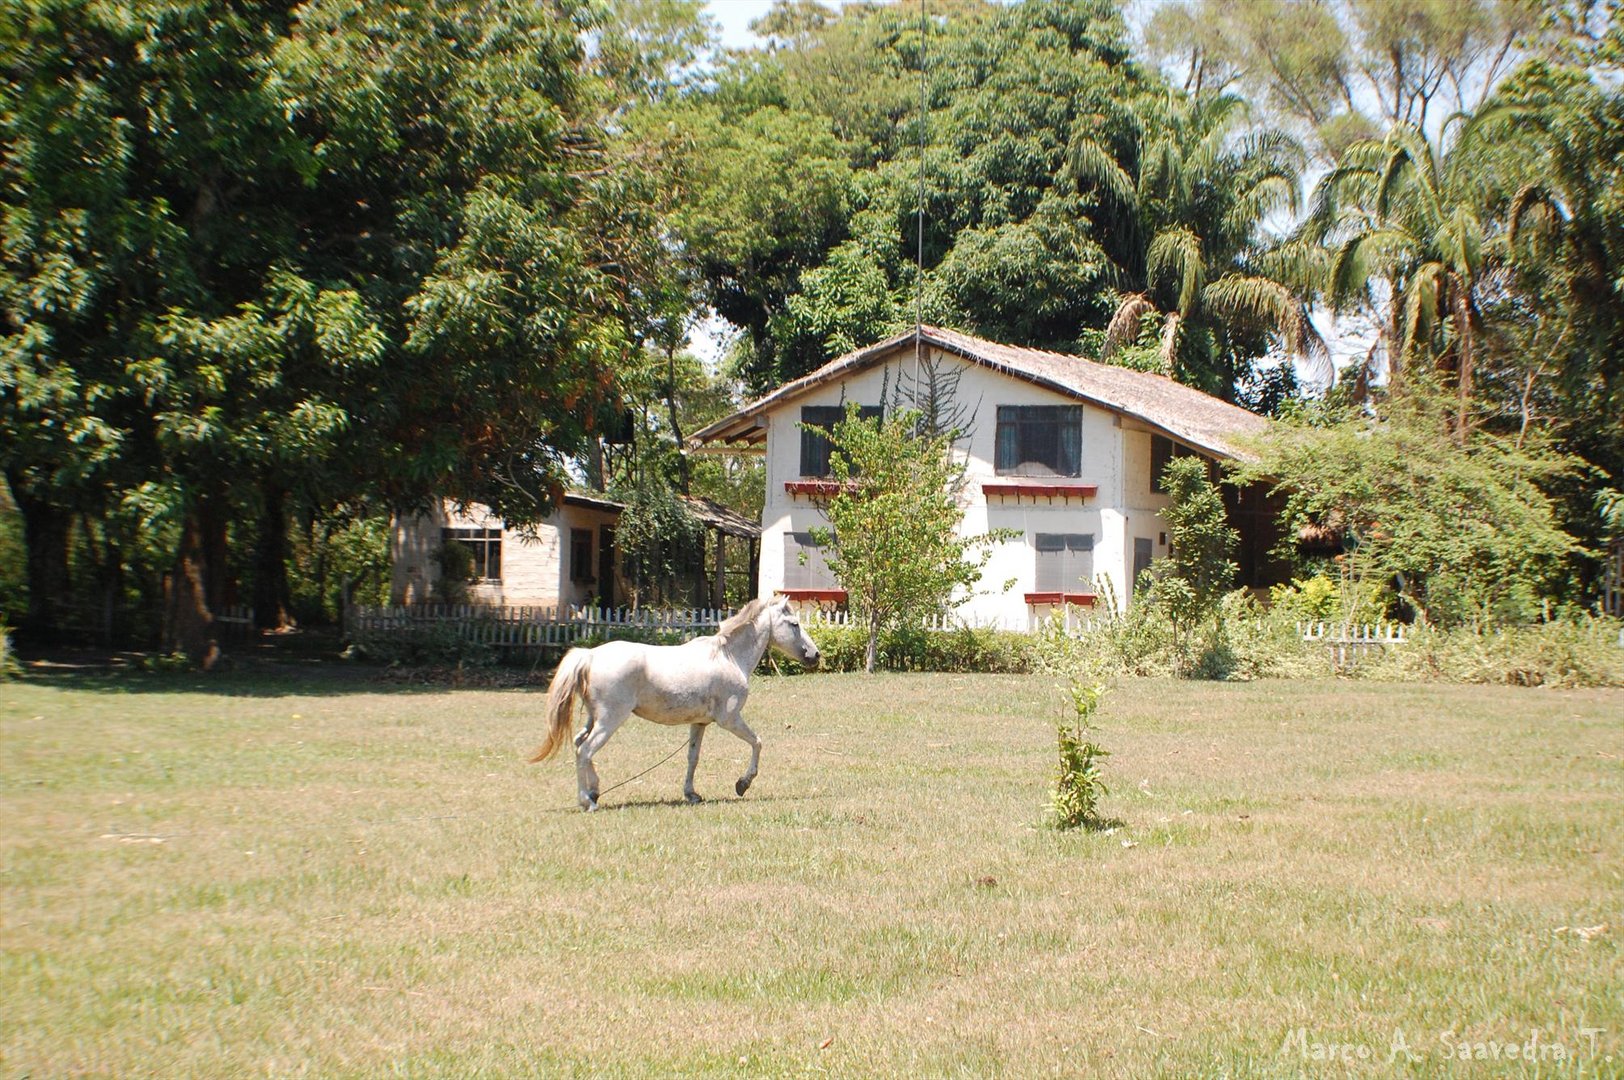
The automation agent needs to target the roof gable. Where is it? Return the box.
[689,326,1271,460]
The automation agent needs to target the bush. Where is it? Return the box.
[768,623,1037,674]
[350,621,498,668]
[1358,618,1624,688]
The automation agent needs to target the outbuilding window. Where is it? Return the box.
[442,527,502,581]
[569,528,594,583]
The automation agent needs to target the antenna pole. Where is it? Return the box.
[914,0,927,389]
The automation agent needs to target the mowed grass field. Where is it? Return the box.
[2,669,1620,1078]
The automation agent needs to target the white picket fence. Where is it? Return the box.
[799,607,981,632]
[1297,620,1408,668]
[213,604,256,639]
[347,603,733,651]
[347,602,1414,670]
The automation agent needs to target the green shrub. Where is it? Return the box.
[1358,618,1624,688]
[1268,572,1390,626]
[767,623,1036,674]
[351,621,498,668]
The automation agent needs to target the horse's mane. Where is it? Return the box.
[715,599,766,643]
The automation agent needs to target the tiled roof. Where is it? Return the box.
[689,325,1271,460]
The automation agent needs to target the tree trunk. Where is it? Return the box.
[864,609,880,674]
[6,472,72,642]
[198,495,231,613]
[252,483,295,630]
[164,509,220,669]
[664,345,691,495]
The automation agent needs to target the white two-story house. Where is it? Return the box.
[691,325,1286,629]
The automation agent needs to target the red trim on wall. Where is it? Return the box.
[1024,592,1097,607]
[777,589,849,603]
[784,480,848,496]
[982,481,1098,500]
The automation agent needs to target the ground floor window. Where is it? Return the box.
[784,531,838,590]
[569,528,594,583]
[442,527,502,581]
[1034,532,1094,594]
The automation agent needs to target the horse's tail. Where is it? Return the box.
[529,648,591,763]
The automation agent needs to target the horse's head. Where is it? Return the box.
[767,596,820,669]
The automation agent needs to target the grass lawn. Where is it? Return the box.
[2,669,1620,1077]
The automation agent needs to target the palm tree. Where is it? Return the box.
[1068,94,1328,397]
[1303,119,1501,432]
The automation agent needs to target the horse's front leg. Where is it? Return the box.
[713,711,761,797]
[683,723,707,804]
[575,701,627,812]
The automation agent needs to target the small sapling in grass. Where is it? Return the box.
[1047,678,1112,830]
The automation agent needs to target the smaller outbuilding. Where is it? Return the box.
[389,493,760,612]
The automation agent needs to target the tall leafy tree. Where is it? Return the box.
[645,0,1158,393]
[1,0,636,655]
[1145,0,1544,159]
[1234,392,1581,627]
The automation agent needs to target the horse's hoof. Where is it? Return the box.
[685,792,703,805]
[735,778,752,797]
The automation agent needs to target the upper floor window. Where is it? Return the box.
[800,405,882,477]
[442,527,502,581]
[995,405,1081,477]
[1151,434,1201,493]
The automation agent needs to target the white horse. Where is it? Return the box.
[528,596,820,811]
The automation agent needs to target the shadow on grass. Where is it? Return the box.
[537,792,812,816]
[1049,815,1128,834]
[11,661,549,699]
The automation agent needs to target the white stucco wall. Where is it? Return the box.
[755,345,1174,627]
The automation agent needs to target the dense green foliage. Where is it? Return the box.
[1,0,645,653]
[5,0,1624,653]
[1236,394,1580,628]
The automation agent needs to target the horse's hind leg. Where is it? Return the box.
[683,723,707,804]
[713,711,761,798]
[575,697,629,812]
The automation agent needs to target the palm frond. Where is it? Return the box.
[1067,138,1136,211]
[1203,273,1332,384]
[1249,238,1330,296]
[1398,261,1445,365]
[1147,227,1205,317]
[1102,292,1157,359]
[1375,124,1443,229]
[1158,310,1181,375]
[1328,228,1418,311]
[1507,183,1563,255]
[1138,135,1183,207]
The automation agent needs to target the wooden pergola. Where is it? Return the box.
[680,495,761,608]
